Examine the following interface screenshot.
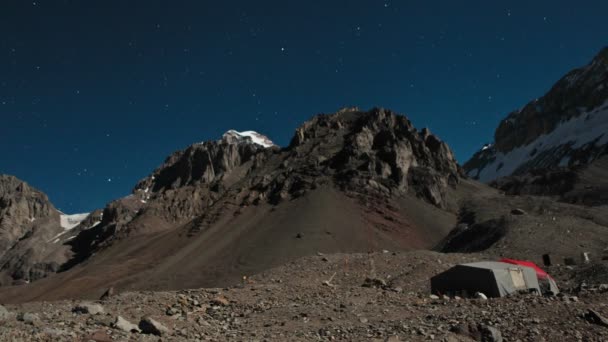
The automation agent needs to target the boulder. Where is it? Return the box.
[480,325,503,342]
[475,292,488,300]
[99,287,115,301]
[210,295,230,306]
[510,208,526,215]
[17,312,39,325]
[139,316,171,336]
[73,302,105,315]
[0,305,10,320]
[114,316,141,333]
[584,309,608,328]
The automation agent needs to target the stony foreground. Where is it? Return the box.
[2,251,608,341]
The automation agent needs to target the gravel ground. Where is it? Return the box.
[2,251,608,341]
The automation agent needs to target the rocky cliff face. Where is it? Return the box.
[288,108,460,206]
[465,47,608,182]
[0,176,71,285]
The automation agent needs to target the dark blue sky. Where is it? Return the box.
[1,1,606,213]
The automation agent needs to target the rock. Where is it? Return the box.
[362,277,387,288]
[429,295,440,300]
[584,309,608,328]
[139,316,171,336]
[211,295,230,306]
[84,330,113,342]
[359,317,369,324]
[114,316,141,333]
[480,325,503,342]
[0,176,70,285]
[99,287,114,301]
[475,292,488,300]
[73,302,105,315]
[510,208,526,215]
[17,312,39,325]
[0,305,10,320]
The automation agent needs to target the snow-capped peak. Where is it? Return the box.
[59,212,89,230]
[222,130,275,148]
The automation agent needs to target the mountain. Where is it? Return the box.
[0,107,479,302]
[0,175,97,286]
[464,47,608,192]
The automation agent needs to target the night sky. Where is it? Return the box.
[1,1,606,214]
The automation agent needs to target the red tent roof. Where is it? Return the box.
[499,258,552,280]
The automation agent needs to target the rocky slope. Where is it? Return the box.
[0,108,468,302]
[465,47,608,184]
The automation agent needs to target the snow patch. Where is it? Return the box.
[87,221,101,230]
[221,130,275,148]
[59,213,89,230]
[51,219,100,244]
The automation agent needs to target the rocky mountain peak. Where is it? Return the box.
[0,175,72,285]
[285,107,460,206]
[59,107,461,271]
[0,175,57,228]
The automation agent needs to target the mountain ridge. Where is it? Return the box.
[465,47,608,183]
[0,107,467,300]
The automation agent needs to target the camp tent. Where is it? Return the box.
[499,258,559,295]
[431,261,541,298]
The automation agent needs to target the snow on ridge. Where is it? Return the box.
[476,101,608,182]
[59,212,89,230]
[223,130,275,148]
[51,217,99,244]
